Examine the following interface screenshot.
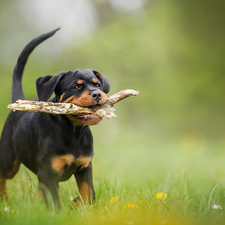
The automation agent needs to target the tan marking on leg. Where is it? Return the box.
[51,154,75,174]
[77,182,90,204]
[7,160,21,179]
[75,156,92,169]
[0,179,8,200]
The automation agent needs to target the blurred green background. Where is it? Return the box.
[0,0,225,186]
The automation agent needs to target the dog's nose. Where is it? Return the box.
[91,91,102,102]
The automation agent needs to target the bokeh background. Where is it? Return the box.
[0,0,225,187]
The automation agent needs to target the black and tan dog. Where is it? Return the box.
[0,29,110,210]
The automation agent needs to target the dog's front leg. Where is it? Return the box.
[74,162,95,205]
[37,171,61,212]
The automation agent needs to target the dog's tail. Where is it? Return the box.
[11,28,60,103]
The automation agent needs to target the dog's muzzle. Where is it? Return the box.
[90,91,102,103]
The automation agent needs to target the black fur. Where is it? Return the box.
[0,29,110,210]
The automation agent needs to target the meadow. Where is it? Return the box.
[0,1,225,224]
[1,124,225,225]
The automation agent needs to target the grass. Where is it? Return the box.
[0,1,224,224]
[1,126,225,225]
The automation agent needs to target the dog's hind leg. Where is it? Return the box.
[0,115,21,200]
[0,159,21,201]
[0,179,8,200]
[0,155,21,201]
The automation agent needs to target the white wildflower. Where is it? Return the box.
[212,205,222,209]
[5,207,10,212]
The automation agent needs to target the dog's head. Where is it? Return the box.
[36,69,110,125]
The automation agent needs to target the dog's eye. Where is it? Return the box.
[74,84,81,90]
[95,83,100,87]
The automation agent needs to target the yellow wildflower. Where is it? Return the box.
[156,192,167,200]
[110,196,119,203]
[124,203,138,208]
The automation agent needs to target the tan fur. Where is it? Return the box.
[98,91,107,104]
[0,160,20,200]
[51,154,75,173]
[94,72,102,80]
[70,92,96,106]
[76,80,83,84]
[62,96,75,103]
[75,156,92,169]
[62,91,107,107]
[0,179,8,200]
[59,93,65,102]
[92,78,98,84]
[7,160,21,179]
[77,182,90,204]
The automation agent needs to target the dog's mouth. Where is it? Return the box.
[72,114,102,126]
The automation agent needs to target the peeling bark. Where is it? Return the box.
[8,89,139,119]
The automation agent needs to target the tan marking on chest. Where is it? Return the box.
[51,154,75,173]
[75,156,92,169]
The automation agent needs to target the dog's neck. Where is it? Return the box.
[51,96,88,128]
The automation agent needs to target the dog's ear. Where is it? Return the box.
[93,70,110,94]
[36,72,65,101]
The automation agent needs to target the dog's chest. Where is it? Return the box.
[51,154,92,180]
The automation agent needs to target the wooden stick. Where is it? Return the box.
[7,89,139,119]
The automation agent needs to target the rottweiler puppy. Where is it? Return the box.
[0,28,110,210]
